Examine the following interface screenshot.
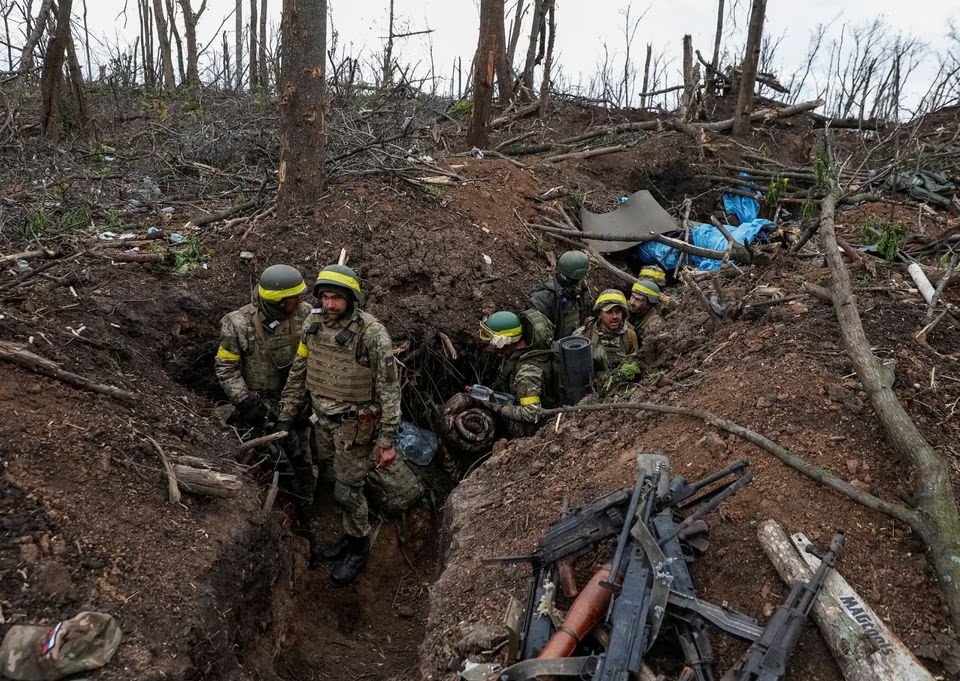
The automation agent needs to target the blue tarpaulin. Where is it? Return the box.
[633,218,773,271]
[722,172,762,223]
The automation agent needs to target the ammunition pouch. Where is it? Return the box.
[337,405,379,446]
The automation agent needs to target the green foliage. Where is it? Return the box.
[561,189,585,215]
[25,209,47,238]
[57,203,92,233]
[801,199,816,222]
[106,209,122,229]
[764,176,789,209]
[860,214,904,261]
[421,185,444,200]
[602,361,643,392]
[448,100,472,120]
[171,236,212,275]
[813,146,829,190]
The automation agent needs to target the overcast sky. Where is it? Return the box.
[27,1,960,109]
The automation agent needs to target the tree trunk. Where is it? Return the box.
[468,0,502,148]
[248,0,258,91]
[819,172,960,635]
[39,0,73,141]
[258,0,267,90]
[152,0,175,89]
[278,0,327,208]
[680,34,694,120]
[640,43,651,108]
[19,0,53,74]
[494,0,512,103]
[519,0,546,99]
[381,0,394,86]
[177,0,204,95]
[707,0,724,95]
[65,32,89,134]
[505,0,525,66]
[731,0,766,137]
[222,30,231,89]
[536,0,554,113]
[235,0,243,90]
[166,0,185,83]
[139,0,156,88]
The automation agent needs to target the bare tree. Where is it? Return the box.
[468,0,504,147]
[536,0,554,111]
[177,0,206,95]
[248,0,257,91]
[234,0,242,90]
[731,0,766,136]
[165,0,185,83]
[706,0,724,95]
[39,0,73,140]
[519,0,548,99]
[258,0,267,90]
[152,0,176,89]
[505,0,525,66]
[138,0,155,87]
[278,0,327,207]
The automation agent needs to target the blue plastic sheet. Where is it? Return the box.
[396,420,439,466]
[633,218,773,271]
[722,172,761,223]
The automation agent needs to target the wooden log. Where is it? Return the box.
[757,520,934,681]
[261,471,280,517]
[172,464,242,498]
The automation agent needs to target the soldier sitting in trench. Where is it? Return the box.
[573,288,638,374]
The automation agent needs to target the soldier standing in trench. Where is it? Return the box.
[214,264,316,526]
[574,288,638,372]
[528,250,592,339]
[277,264,401,586]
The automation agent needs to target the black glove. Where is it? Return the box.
[236,393,269,427]
[274,420,304,463]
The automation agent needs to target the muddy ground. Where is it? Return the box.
[1,90,958,681]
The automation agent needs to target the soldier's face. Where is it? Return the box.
[320,291,349,319]
[629,294,648,313]
[281,295,302,314]
[598,307,623,332]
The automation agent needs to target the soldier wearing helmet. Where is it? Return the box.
[528,250,592,339]
[629,279,665,336]
[215,264,311,426]
[574,289,638,372]
[278,264,401,585]
[476,308,558,437]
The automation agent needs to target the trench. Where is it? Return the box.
[164,320,499,680]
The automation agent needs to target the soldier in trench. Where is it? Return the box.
[214,264,316,522]
[528,250,593,339]
[277,264,402,586]
[573,288,639,373]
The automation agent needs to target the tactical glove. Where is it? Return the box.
[236,392,269,427]
[274,421,304,462]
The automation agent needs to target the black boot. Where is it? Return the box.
[330,536,370,586]
[317,535,353,563]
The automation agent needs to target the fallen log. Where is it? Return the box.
[0,341,138,404]
[757,520,934,681]
[173,463,242,498]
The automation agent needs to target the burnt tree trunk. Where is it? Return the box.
[505,0,525,66]
[258,0,268,89]
[249,0,258,91]
[278,0,327,207]
[468,0,503,148]
[536,0,554,113]
[819,170,960,634]
[235,0,243,90]
[494,0,512,103]
[38,0,72,141]
[731,0,765,137]
[519,0,546,99]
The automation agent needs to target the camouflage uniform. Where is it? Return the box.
[215,296,312,413]
[528,277,591,339]
[279,308,401,538]
[215,295,315,504]
[574,318,639,371]
[490,313,558,437]
[631,307,665,336]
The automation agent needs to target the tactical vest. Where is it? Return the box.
[242,304,305,396]
[583,320,637,366]
[304,311,377,403]
[496,347,561,410]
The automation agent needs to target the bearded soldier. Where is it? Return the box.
[574,288,638,372]
[277,264,400,586]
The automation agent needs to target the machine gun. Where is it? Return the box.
[720,529,845,681]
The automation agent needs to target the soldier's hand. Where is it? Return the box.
[273,421,304,462]
[375,446,397,469]
[236,392,268,427]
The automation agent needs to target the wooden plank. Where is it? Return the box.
[757,520,934,681]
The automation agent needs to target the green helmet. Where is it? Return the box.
[257,264,307,302]
[313,264,362,302]
[594,288,629,313]
[557,250,590,281]
[479,311,523,348]
[631,279,661,305]
[638,265,666,286]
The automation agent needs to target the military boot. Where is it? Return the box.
[313,535,353,566]
[330,535,370,586]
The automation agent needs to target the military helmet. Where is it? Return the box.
[257,264,307,302]
[594,288,629,314]
[313,264,362,302]
[479,311,523,348]
[631,279,661,305]
[638,265,666,286]
[556,250,590,281]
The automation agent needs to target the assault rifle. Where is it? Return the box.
[720,529,845,681]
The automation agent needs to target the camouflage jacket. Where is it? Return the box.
[279,309,400,449]
[631,308,664,336]
[574,318,638,371]
[215,301,312,411]
[528,277,591,339]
